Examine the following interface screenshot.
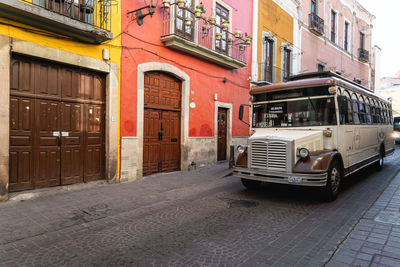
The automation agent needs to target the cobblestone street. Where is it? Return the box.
[0,147,399,266]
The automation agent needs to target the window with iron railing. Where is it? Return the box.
[215,3,229,55]
[175,0,194,41]
[263,38,274,83]
[309,13,324,35]
[282,47,291,81]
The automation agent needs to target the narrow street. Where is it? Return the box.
[1,147,399,266]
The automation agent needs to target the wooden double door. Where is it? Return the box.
[143,72,181,176]
[9,56,105,191]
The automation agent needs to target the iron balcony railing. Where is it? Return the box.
[359,48,369,62]
[161,8,248,65]
[23,0,112,32]
[259,64,293,83]
[309,13,324,36]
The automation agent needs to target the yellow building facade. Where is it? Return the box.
[256,0,295,83]
[0,0,121,200]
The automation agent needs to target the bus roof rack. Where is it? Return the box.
[287,71,368,90]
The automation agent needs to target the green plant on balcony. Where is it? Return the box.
[234,30,241,38]
[216,32,223,40]
[244,33,252,45]
[208,15,216,25]
[195,2,206,18]
[202,25,210,35]
[177,0,186,8]
[221,20,229,31]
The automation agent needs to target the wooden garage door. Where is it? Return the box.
[9,56,105,191]
[143,72,181,176]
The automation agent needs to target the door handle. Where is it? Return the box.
[160,132,163,140]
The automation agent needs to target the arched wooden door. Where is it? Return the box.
[143,72,181,176]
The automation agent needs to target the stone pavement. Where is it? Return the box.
[326,170,400,266]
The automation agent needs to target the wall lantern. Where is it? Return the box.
[128,0,156,26]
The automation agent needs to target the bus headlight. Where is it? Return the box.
[237,145,247,154]
[298,148,310,159]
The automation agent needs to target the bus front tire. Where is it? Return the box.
[323,160,342,202]
[241,178,261,190]
[375,150,384,171]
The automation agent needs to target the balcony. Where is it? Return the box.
[0,0,113,43]
[160,9,247,69]
[359,48,369,62]
[309,13,324,36]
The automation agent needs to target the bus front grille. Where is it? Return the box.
[250,141,268,168]
[267,141,287,171]
[250,140,287,171]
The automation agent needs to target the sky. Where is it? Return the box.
[357,0,400,77]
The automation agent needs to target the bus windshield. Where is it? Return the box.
[394,117,400,132]
[252,96,337,128]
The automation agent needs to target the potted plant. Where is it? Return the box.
[221,20,229,31]
[208,15,216,25]
[185,17,193,26]
[227,36,234,46]
[244,33,252,45]
[239,43,247,51]
[202,25,210,35]
[195,2,206,18]
[234,30,241,38]
[216,32,223,40]
[162,0,170,8]
[177,0,186,8]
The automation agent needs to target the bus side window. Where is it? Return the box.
[347,99,353,124]
[377,108,381,124]
[338,96,348,124]
[371,106,375,124]
[353,100,360,124]
[365,104,372,124]
[359,102,366,124]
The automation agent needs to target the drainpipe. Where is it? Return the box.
[251,0,259,82]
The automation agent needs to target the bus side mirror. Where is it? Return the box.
[239,105,244,121]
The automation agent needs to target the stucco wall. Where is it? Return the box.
[257,0,294,83]
[300,0,374,87]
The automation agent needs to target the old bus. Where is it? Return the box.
[234,72,395,201]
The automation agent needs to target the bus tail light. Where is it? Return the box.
[328,86,336,94]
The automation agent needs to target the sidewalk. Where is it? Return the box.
[326,170,400,267]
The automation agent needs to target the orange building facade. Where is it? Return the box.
[120,0,253,180]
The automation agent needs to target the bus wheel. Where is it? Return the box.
[375,150,384,171]
[241,178,261,190]
[324,160,342,202]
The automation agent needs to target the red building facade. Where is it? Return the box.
[120,0,253,180]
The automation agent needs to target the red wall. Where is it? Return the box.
[121,0,252,138]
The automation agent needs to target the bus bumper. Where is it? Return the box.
[233,167,328,187]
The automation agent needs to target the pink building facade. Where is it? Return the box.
[300,0,374,89]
